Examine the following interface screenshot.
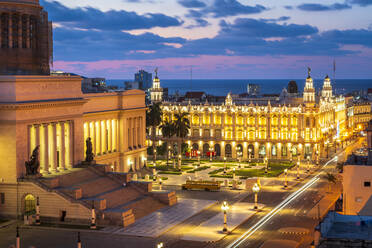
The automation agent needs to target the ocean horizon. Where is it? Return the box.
[107,79,372,96]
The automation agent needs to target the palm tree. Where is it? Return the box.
[324,172,337,192]
[146,102,162,164]
[160,120,175,166]
[173,111,190,168]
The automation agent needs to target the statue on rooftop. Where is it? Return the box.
[25,146,40,175]
[307,67,311,78]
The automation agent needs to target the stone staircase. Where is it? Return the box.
[38,164,176,227]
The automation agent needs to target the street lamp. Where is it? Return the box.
[237,152,242,168]
[233,167,236,179]
[296,161,300,180]
[224,157,227,174]
[178,154,181,168]
[221,201,229,233]
[154,149,157,166]
[167,145,171,166]
[264,157,268,174]
[209,147,214,162]
[159,178,163,190]
[157,242,164,248]
[252,183,260,209]
[315,150,319,166]
[248,148,252,163]
[197,151,201,167]
[306,155,310,173]
[284,169,288,188]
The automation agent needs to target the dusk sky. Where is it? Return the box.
[46,0,372,79]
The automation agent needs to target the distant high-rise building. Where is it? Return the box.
[135,69,152,90]
[0,0,53,75]
[247,83,260,96]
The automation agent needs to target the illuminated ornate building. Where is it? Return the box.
[152,73,349,161]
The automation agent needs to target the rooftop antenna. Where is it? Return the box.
[333,58,336,93]
[190,65,193,90]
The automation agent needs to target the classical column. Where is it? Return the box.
[108,120,112,152]
[41,123,49,174]
[68,121,74,168]
[8,13,12,48]
[34,124,40,148]
[51,123,58,172]
[133,118,137,148]
[111,120,115,152]
[26,15,30,48]
[91,122,96,155]
[101,120,106,154]
[96,121,101,155]
[18,14,22,48]
[60,122,66,170]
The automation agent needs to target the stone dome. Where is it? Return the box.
[287,80,298,94]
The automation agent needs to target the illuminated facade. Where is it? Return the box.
[149,68,163,103]
[0,76,147,183]
[152,75,348,160]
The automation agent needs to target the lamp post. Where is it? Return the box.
[233,167,236,179]
[178,154,181,168]
[237,152,242,168]
[154,149,157,166]
[248,148,252,163]
[35,196,40,225]
[325,140,329,159]
[159,178,163,190]
[296,161,300,180]
[221,201,229,233]
[316,150,319,166]
[306,155,310,173]
[167,145,171,166]
[197,150,201,167]
[252,183,260,210]
[284,169,288,188]
[224,157,227,174]
[209,147,213,162]
[265,157,268,174]
[290,148,293,163]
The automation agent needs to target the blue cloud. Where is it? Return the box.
[208,0,267,17]
[41,0,183,31]
[220,18,318,38]
[348,0,372,6]
[297,3,352,11]
[178,0,206,8]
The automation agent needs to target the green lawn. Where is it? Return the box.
[187,166,211,173]
[158,171,182,175]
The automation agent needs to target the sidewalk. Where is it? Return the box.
[102,198,216,238]
[181,202,264,242]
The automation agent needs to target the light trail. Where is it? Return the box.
[227,156,338,248]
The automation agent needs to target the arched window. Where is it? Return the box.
[271,145,277,157]
[291,116,297,126]
[214,144,221,156]
[259,145,266,158]
[24,194,36,216]
[248,116,255,125]
[271,116,278,126]
[192,115,200,125]
[214,114,221,125]
[259,116,266,125]
[203,143,210,156]
[203,114,210,125]
[248,144,254,157]
[225,115,232,125]
[225,144,232,157]
[236,115,243,125]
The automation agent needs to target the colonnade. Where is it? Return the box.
[29,121,73,174]
[84,119,118,156]
[0,12,36,49]
[127,117,144,150]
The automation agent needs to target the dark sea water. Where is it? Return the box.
[107,79,372,96]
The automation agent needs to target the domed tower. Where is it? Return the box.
[0,0,53,75]
[321,75,333,99]
[150,67,163,103]
[303,67,315,105]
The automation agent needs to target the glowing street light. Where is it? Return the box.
[296,161,300,180]
[284,169,288,188]
[237,151,242,168]
[252,183,260,210]
[159,178,163,190]
[197,150,201,167]
[224,157,227,174]
[178,154,181,168]
[157,242,164,248]
[209,147,214,162]
[233,167,236,179]
[306,155,310,173]
[248,148,252,163]
[167,145,171,166]
[264,157,268,174]
[221,201,230,233]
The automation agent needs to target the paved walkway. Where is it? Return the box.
[102,198,216,238]
[181,202,264,242]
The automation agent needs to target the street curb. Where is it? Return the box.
[0,220,16,229]
[20,224,104,234]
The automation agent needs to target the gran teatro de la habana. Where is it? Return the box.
[152,72,348,162]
